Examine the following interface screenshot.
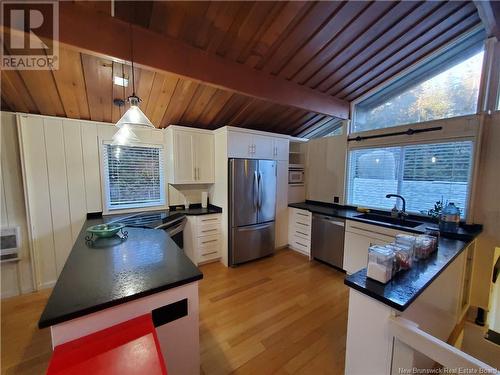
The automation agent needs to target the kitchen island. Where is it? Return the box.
[38,215,203,375]
[288,200,487,374]
[343,232,481,374]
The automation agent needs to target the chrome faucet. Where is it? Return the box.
[386,194,407,218]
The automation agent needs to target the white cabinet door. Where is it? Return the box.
[173,130,195,183]
[343,221,399,274]
[344,232,373,275]
[275,160,289,248]
[227,131,253,158]
[273,138,289,161]
[253,134,274,159]
[193,132,214,183]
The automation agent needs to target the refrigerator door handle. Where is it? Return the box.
[253,170,259,209]
[258,171,263,209]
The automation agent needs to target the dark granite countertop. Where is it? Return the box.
[344,237,471,311]
[288,201,481,241]
[289,200,482,311]
[168,204,222,216]
[38,216,203,328]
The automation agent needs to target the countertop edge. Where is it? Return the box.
[38,273,203,329]
[343,239,473,312]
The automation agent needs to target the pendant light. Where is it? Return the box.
[112,24,154,145]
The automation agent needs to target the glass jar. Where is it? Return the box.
[439,202,460,232]
[367,245,395,284]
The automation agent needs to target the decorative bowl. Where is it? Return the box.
[86,223,125,238]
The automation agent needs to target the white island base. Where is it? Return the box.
[344,243,495,374]
[50,282,200,375]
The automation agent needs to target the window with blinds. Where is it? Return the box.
[102,143,165,210]
[346,141,473,218]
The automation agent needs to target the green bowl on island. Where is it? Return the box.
[86,223,125,238]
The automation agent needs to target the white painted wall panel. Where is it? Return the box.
[81,123,102,212]
[62,121,87,242]
[1,113,34,297]
[19,116,57,288]
[43,119,73,276]
[305,129,347,204]
[276,160,289,248]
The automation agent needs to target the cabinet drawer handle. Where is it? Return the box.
[296,222,310,227]
[201,229,218,233]
[296,231,308,236]
[202,251,218,256]
[202,239,218,244]
[296,212,309,217]
[296,241,308,248]
[201,218,218,222]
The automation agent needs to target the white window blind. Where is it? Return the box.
[347,141,473,218]
[103,143,165,210]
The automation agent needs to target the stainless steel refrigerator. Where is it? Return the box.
[229,159,276,266]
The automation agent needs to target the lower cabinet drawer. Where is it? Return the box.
[198,251,220,263]
[293,210,311,226]
[197,234,220,254]
[290,236,310,254]
[197,214,221,225]
[196,222,220,237]
[291,225,310,240]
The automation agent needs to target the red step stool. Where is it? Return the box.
[47,314,167,375]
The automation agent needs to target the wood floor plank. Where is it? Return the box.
[1,249,349,374]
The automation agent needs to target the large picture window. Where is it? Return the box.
[352,31,485,134]
[102,143,165,211]
[346,141,473,218]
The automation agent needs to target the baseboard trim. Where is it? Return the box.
[38,280,56,290]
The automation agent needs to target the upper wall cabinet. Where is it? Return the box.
[166,126,215,184]
[273,138,290,161]
[227,129,289,160]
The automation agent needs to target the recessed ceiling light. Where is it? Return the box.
[113,76,129,87]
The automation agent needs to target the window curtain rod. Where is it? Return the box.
[347,126,443,142]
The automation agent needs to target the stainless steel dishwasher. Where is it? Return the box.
[311,214,345,269]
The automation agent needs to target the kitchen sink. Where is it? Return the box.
[354,213,423,228]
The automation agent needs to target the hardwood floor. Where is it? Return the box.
[1,249,349,374]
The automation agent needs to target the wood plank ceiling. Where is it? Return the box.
[1,1,482,136]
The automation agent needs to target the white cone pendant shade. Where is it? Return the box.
[112,124,140,145]
[115,96,154,129]
[112,96,154,145]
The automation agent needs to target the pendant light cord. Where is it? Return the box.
[129,23,136,97]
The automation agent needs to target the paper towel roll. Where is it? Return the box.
[201,192,208,208]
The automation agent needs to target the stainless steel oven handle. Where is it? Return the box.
[167,221,186,236]
[153,215,186,229]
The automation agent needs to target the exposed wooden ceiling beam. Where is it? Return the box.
[473,0,500,39]
[3,2,349,119]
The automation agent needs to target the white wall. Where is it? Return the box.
[211,130,229,266]
[168,184,212,206]
[471,111,500,310]
[11,112,168,292]
[0,112,34,297]
[305,126,347,204]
